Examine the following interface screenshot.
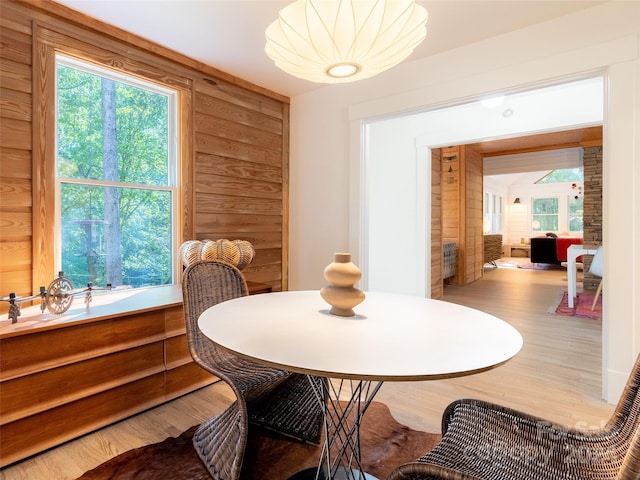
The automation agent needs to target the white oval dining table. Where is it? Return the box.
[199,290,523,480]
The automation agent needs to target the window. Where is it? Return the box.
[56,56,178,289]
[536,167,583,184]
[532,197,559,232]
[483,191,504,234]
[568,195,584,232]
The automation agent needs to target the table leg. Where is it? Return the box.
[568,253,577,308]
[288,377,383,480]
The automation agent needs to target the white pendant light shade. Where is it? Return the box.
[265,0,428,84]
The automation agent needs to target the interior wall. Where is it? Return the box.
[289,2,640,404]
[364,114,428,295]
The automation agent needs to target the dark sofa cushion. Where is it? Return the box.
[530,237,560,264]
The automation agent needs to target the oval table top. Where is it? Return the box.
[198,290,523,381]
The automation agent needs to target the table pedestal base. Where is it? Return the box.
[289,466,377,480]
[290,377,383,480]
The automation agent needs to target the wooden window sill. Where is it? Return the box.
[0,285,184,340]
[1,281,273,340]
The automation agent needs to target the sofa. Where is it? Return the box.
[530,236,583,264]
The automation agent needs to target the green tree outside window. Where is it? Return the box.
[568,195,584,232]
[532,197,559,232]
[56,57,177,289]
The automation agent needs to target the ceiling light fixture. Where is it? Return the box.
[265,0,428,84]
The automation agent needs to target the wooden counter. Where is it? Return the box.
[0,281,271,466]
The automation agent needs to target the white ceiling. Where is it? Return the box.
[52,0,605,98]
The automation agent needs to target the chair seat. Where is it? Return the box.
[249,374,325,444]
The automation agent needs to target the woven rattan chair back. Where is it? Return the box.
[182,260,325,480]
[388,353,640,480]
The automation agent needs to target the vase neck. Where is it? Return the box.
[334,253,351,263]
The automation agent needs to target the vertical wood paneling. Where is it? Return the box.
[431,148,443,298]
[439,145,484,286]
[441,146,462,284]
[464,145,484,283]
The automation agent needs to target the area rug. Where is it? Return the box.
[517,262,563,270]
[77,401,440,480]
[549,290,602,320]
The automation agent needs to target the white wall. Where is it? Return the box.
[289,2,640,404]
[365,117,427,295]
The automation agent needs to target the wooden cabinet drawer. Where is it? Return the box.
[1,312,166,381]
[1,342,165,424]
[0,373,165,467]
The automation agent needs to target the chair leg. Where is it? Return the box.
[193,400,247,480]
[591,279,603,311]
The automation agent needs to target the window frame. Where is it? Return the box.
[54,55,179,288]
[531,196,560,233]
[568,194,584,234]
[34,22,193,293]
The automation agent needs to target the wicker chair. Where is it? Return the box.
[388,354,640,480]
[182,260,325,480]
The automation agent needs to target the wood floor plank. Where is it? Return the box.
[1,260,615,479]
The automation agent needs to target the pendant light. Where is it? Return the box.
[265,0,428,84]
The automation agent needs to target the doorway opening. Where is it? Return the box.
[362,75,603,296]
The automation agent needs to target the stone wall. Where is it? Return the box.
[582,146,603,291]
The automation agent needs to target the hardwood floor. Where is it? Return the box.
[1,259,615,479]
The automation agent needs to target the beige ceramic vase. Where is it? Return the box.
[320,253,365,317]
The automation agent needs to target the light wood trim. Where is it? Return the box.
[281,102,290,290]
[459,146,468,283]
[431,147,443,298]
[178,80,194,266]
[31,22,55,293]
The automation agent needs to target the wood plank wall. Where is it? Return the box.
[0,3,33,307]
[462,145,484,284]
[0,0,290,312]
[193,80,289,290]
[439,145,484,286]
[431,148,443,298]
